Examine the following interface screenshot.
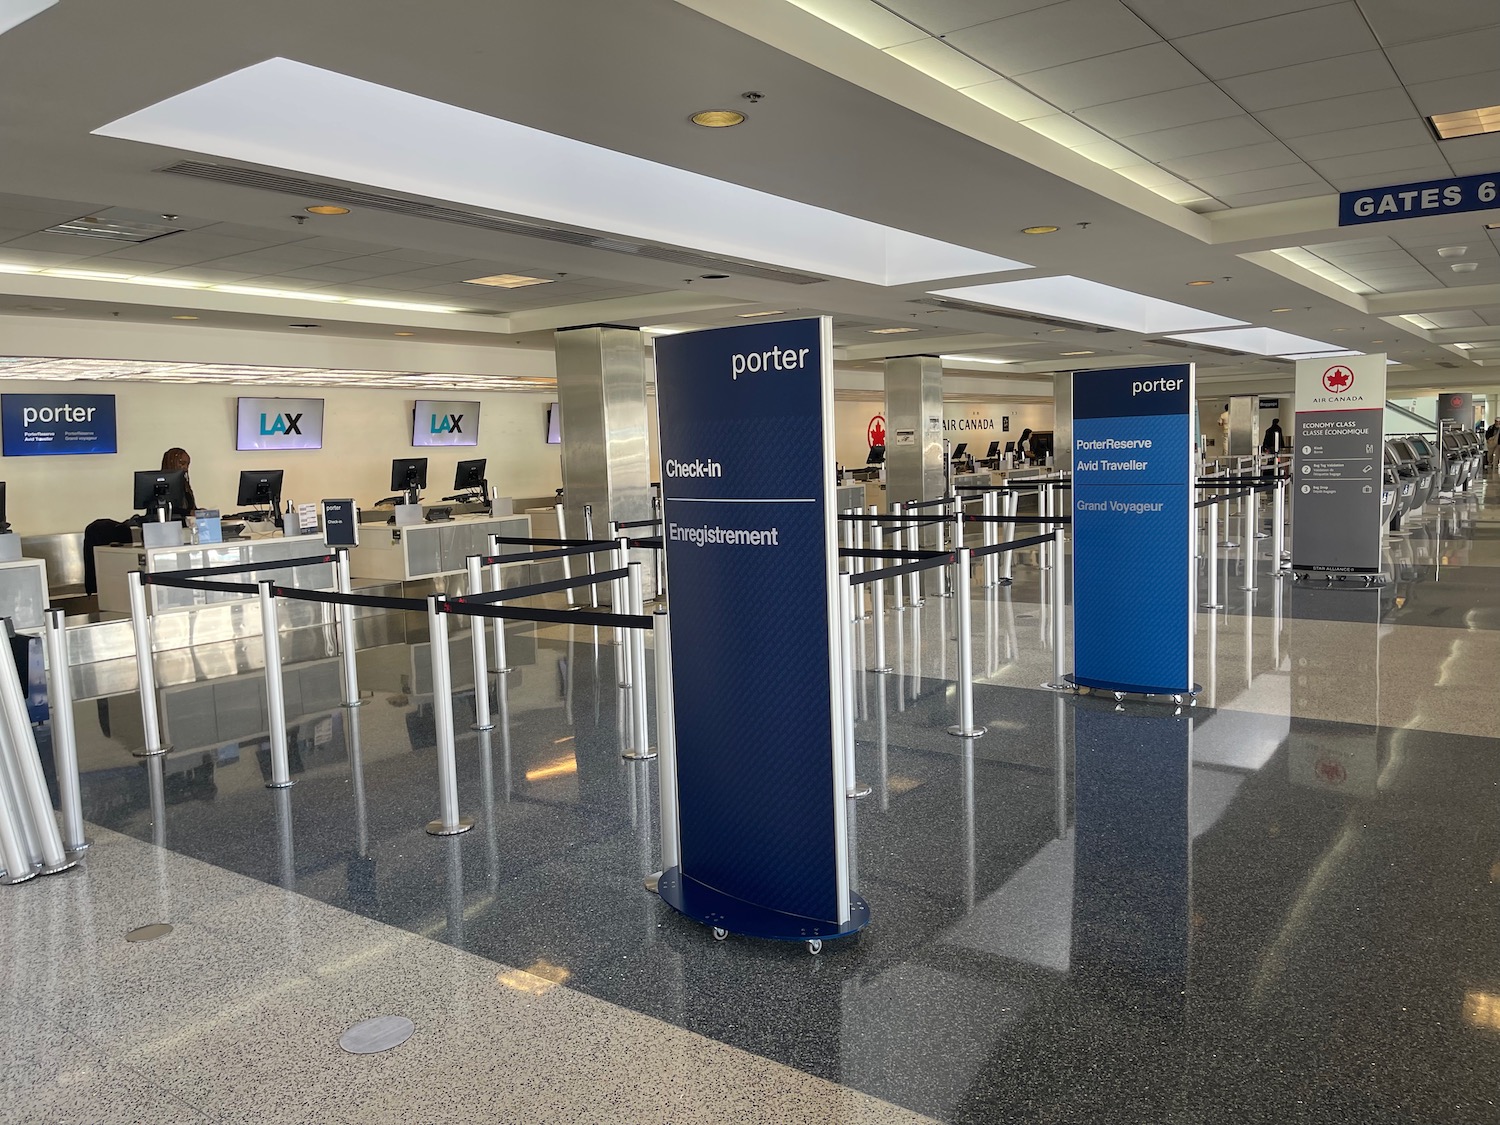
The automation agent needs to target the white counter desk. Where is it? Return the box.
[94,534,335,616]
[347,512,531,582]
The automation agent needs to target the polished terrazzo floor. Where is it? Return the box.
[4,481,1498,1123]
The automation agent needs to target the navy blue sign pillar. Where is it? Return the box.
[1071,365,1195,696]
[652,317,867,944]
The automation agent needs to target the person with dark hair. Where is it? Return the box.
[1016,427,1034,464]
[160,447,198,517]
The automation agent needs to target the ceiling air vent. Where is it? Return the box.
[914,296,1115,333]
[159,161,827,285]
[44,214,184,243]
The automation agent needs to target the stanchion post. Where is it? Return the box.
[44,608,87,855]
[425,596,473,836]
[946,549,984,737]
[336,549,363,708]
[982,491,997,588]
[0,621,69,873]
[1001,492,1017,583]
[652,491,666,597]
[839,573,870,797]
[1274,480,1290,574]
[906,505,923,607]
[126,571,167,757]
[889,505,906,610]
[1242,491,1257,593]
[614,535,631,663]
[871,525,892,673]
[1040,484,1053,570]
[487,534,515,674]
[653,608,680,874]
[259,580,293,789]
[554,498,574,592]
[583,504,599,609]
[465,556,495,731]
[1043,528,1070,691]
[622,562,656,762]
[1201,502,1223,608]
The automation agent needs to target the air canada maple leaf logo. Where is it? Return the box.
[1322,365,1354,393]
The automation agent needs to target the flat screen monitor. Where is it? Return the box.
[866,444,885,465]
[951,442,967,459]
[0,481,7,527]
[235,397,324,451]
[1004,441,1016,454]
[236,469,284,508]
[546,402,562,445]
[412,400,479,448]
[983,441,1000,458]
[454,458,486,490]
[390,457,428,492]
[133,470,187,515]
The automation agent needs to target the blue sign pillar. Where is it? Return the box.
[652,317,867,943]
[1071,364,1195,696]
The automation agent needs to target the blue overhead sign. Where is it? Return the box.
[1340,171,1500,226]
[1,393,116,456]
[654,316,864,940]
[1071,364,1194,696]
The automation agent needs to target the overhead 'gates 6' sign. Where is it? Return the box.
[1071,364,1195,696]
[653,316,866,942]
[1340,171,1500,226]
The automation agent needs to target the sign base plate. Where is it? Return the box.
[656,867,870,945]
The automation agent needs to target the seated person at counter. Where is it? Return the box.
[82,447,202,595]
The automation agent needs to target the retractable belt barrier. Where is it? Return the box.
[1194,488,1262,509]
[455,566,629,606]
[970,532,1053,559]
[850,551,954,587]
[492,535,618,549]
[484,542,608,565]
[962,513,1073,525]
[613,517,661,530]
[143,573,259,596]
[271,585,427,613]
[628,537,663,550]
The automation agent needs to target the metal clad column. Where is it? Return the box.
[885,356,944,594]
[555,326,654,601]
[1053,372,1074,475]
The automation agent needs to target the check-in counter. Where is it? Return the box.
[347,513,531,582]
[94,534,335,616]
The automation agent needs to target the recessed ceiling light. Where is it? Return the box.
[1427,104,1500,140]
[170,315,198,320]
[1270,307,1293,313]
[305,204,350,215]
[691,110,745,128]
[1437,245,1469,258]
[463,273,554,288]
[1187,279,1214,286]
[394,331,415,336]
[869,326,919,334]
[1022,226,1059,235]
[735,310,784,318]
[1050,327,1067,332]
[1060,350,1094,356]
[1452,262,1479,272]
[45,215,183,243]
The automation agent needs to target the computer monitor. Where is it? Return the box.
[236,469,284,508]
[0,481,7,529]
[453,458,486,491]
[951,442,968,459]
[983,441,1000,459]
[546,403,562,445]
[866,444,886,465]
[1004,441,1016,454]
[390,457,428,493]
[133,470,187,519]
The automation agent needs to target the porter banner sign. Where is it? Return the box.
[653,316,866,941]
[1292,354,1386,574]
[1071,364,1194,695]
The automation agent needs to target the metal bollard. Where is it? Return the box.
[1241,492,1257,593]
[652,609,680,875]
[259,580,293,789]
[1274,481,1290,574]
[0,623,70,874]
[890,504,906,610]
[622,563,656,761]
[854,512,871,619]
[126,571,167,757]
[907,506,923,607]
[1201,503,1223,608]
[1039,485,1052,570]
[614,535,630,659]
[336,550,363,708]
[0,751,35,881]
[487,534,515,675]
[652,492,666,597]
[425,597,473,836]
[554,499,573,588]
[946,549,984,737]
[871,525,892,673]
[465,556,495,731]
[44,609,87,855]
[583,505,599,610]
[1001,492,1017,583]
[982,491,998,588]
[840,573,871,797]
[1042,528,1070,691]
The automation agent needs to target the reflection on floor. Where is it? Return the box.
[4,484,1499,1123]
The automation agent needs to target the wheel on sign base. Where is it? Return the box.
[806,939,823,955]
[711,927,728,942]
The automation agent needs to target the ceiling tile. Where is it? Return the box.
[962,77,1057,120]
[1124,115,1275,160]
[0,249,91,268]
[1015,42,1205,110]
[1405,72,1500,118]
[1118,0,1343,39]
[1160,141,1307,180]
[278,266,388,282]
[1310,143,1451,180]
[1433,134,1500,167]
[1253,88,1421,139]
[885,37,999,88]
[1387,26,1500,85]
[1170,3,1378,81]
[1074,83,1243,136]
[1220,50,1400,112]
[881,0,1066,35]
[1321,165,1456,192]
[1447,158,1500,178]
[1,233,112,256]
[1192,165,1332,196]
[947,0,1158,75]
[1359,0,1499,47]
[1289,119,1435,161]
[1024,113,1113,148]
